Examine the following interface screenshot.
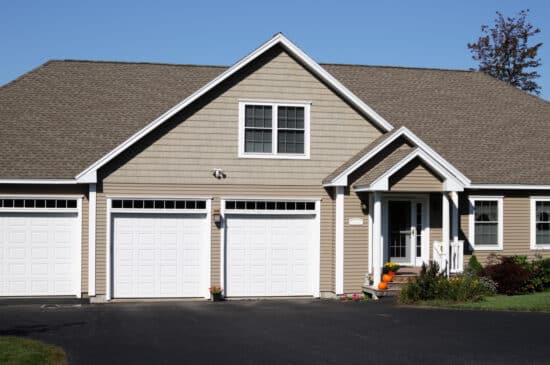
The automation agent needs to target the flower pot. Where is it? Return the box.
[382,274,393,283]
[389,271,397,276]
[211,293,223,302]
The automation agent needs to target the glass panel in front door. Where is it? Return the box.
[388,200,412,263]
[415,202,423,266]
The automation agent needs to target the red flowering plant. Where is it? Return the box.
[209,286,223,295]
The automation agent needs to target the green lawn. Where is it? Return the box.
[0,336,67,365]
[418,290,550,312]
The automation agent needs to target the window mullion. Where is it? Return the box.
[273,104,278,155]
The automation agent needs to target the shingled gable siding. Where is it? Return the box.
[389,159,443,192]
[460,191,550,266]
[94,47,383,295]
[0,184,89,295]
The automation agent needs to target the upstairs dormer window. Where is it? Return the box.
[239,101,310,159]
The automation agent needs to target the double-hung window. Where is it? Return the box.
[530,198,550,249]
[468,196,503,250]
[239,101,310,159]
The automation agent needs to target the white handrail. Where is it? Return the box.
[450,240,464,273]
[432,241,447,274]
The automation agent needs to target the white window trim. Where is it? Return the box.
[238,100,311,159]
[530,197,550,250]
[468,196,503,251]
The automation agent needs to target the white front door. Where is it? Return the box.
[0,213,79,296]
[225,214,315,297]
[384,197,428,267]
[112,213,208,298]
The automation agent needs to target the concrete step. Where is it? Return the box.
[386,281,406,290]
[362,286,400,299]
[391,274,417,283]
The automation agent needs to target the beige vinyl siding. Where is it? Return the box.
[389,160,443,192]
[461,191,550,265]
[94,47,386,296]
[104,48,382,186]
[0,184,89,294]
[95,183,335,295]
[343,191,368,293]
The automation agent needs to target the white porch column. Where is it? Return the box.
[88,183,96,297]
[450,191,459,243]
[372,192,382,287]
[335,186,345,295]
[442,192,450,276]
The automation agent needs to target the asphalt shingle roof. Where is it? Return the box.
[1,59,550,184]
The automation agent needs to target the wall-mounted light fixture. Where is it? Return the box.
[213,208,222,227]
[212,168,226,179]
[360,200,368,214]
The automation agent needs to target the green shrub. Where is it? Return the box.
[399,261,496,304]
[465,255,483,276]
[514,255,550,292]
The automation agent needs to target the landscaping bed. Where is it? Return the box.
[398,254,550,312]
[0,336,67,365]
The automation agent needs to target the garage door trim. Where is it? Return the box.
[106,197,212,300]
[0,195,82,298]
[220,198,321,298]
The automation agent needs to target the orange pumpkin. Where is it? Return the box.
[382,274,393,283]
[378,282,388,290]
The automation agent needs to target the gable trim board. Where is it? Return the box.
[324,127,471,188]
[74,33,393,184]
[353,143,465,192]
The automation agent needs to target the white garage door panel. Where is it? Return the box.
[0,213,79,296]
[226,215,315,297]
[113,214,207,298]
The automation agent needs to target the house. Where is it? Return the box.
[1,33,549,301]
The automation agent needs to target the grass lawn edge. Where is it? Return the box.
[0,336,67,365]
[399,290,550,313]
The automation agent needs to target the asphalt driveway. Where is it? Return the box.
[0,299,548,364]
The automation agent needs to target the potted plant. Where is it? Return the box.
[384,262,401,276]
[209,286,224,302]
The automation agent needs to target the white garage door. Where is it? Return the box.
[226,214,316,297]
[0,212,79,296]
[113,213,208,298]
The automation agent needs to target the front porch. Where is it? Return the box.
[327,128,470,296]
[366,191,464,291]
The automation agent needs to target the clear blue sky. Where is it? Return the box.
[2,0,549,99]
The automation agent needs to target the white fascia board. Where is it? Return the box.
[75,33,393,181]
[0,179,78,184]
[326,126,470,187]
[354,149,464,192]
[76,170,97,183]
[470,184,550,190]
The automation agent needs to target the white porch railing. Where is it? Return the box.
[450,240,464,274]
[432,241,447,274]
[433,240,464,276]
